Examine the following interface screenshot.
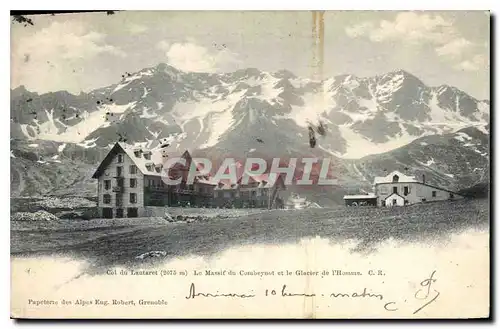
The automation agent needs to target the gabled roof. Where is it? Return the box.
[120,142,164,177]
[92,142,216,180]
[92,143,126,178]
[383,192,405,201]
[373,170,418,185]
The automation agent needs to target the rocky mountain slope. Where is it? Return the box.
[10,126,489,203]
[11,64,489,158]
[347,126,490,193]
[10,64,490,203]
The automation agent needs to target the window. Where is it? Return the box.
[422,198,427,202]
[144,153,151,160]
[392,175,399,183]
[449,193,454,199]
[103,194,111,204]
[432,191,437,197]
[134,151,141,158]
[117,154,123,163]
[104,180,111,190]
[130,165,137,174]
[392,199,397,205]
[393,186,398,194]
[130,178,137,188]
[403,186,409,196]
[251,190,256,197]
[146,165,153,172]
[379,186,388,195]
[116,166,123,177]
[155,167,161,173]
[130,193,137,204]
[116,208,124,218]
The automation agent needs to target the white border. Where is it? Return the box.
[3,0,497,327]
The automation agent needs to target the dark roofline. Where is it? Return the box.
[91,142,124,179]
[419,182,465,197]
[376,181,465,197]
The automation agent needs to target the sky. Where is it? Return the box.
[11,11,490,99]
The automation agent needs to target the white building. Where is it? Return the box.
[344,170,464,207]
[91,142,216,218]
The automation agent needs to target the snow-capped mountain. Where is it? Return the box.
[11,64,489,159]
[10,64,490,202]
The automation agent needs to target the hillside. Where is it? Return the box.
[10,64,490,204]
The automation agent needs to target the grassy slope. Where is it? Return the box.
[11,199,489,272]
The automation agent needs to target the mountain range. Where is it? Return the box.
[10,64,490,204]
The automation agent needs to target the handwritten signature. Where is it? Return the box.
[412,270,440,314]
[185,270,440,315]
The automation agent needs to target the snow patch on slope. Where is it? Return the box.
[173,90,247,149]
[36,102,136,143]
[112,75,142,94]
[337,125,419,159]
[77,138,98,149]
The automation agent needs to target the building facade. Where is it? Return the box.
[343,170,464,207]
[94,144,146,218]
[212,174,285,209]
[92,143,217,218]
[92,142,285,218]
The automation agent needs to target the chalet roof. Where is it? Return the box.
[383,192,405,201]
[92,143,127,178]
[119,142,164,177]
[92,142,216,180]
[373,170,418,185]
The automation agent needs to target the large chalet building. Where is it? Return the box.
[92,142,285,218]
[343,170,464,207]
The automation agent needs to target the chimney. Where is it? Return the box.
[422,174,426,184]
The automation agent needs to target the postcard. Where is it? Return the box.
[10,10,490,319]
